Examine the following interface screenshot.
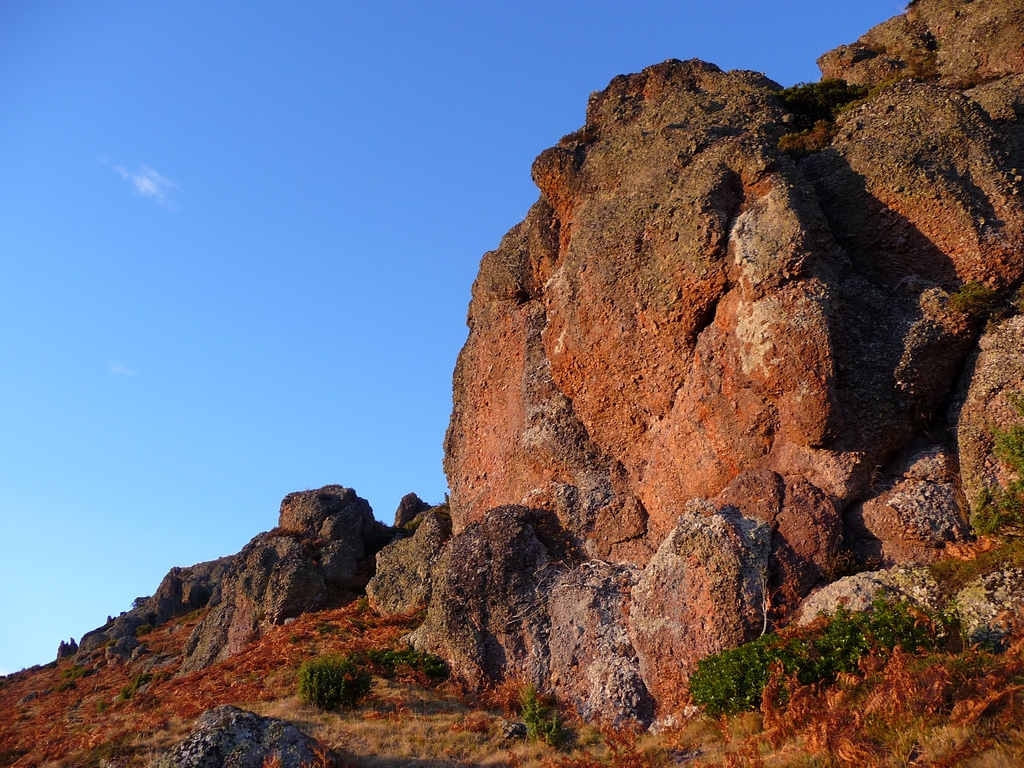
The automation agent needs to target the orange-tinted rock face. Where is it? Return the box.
[819,0,1024,88]
[445,46,1024,566]
[379,0,1024,727]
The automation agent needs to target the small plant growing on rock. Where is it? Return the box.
[297,654,372,710]
[521,684,565,747]
[974,394,1024,535]
[949,280,1002,318]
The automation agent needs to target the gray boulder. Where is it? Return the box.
[409,506,559,688]
[366,509,451,615]
[150,705,324,768]
[548,561,654,727]
[794,565,943,625]
[954,569,1024,650]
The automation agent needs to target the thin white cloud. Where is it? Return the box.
[115,164,180,210]
[109,361,137,377]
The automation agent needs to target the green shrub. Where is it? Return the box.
[59,664,92,681]
[778,80,871,132]
[949,281,1001,318]
[117,672,153,701]
[521,684,565,747]
[690,598,941,716]
[297,654,372,710]
[364,647,448,681]
[134,623,153,637]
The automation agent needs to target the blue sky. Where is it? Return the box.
[0,1,906,674]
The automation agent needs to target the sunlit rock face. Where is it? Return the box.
[388,0,1024,724]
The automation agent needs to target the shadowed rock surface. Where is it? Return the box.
[366,508,452,615]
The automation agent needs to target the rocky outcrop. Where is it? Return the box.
[150,706,325,768]
[394,492,432,528]
[446,53,1024,560]
[366,508,451,615]
[180,486,387,675]
[76,556,233,657]
[955,315,1024,511]
[819,0,1024,87]
[400,0,1024,726]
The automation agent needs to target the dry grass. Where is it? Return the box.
[5,589,1024,768]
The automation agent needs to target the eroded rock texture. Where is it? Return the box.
[384,0,1024,726]
[819,0,1024,87]
[151,705,324,768]
[76,556,234,657]
[180,486,386,674]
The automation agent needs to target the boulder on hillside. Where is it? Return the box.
[150,705,325,768]
[794,566,943,625]
[628,501,772,717]
[548,561,654,727]
[409,506,561,688]
[394,492,433,528]
[366,508,451,615]
[179,485,388,675]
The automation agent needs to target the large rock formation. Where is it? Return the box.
[371,0,1024,726]
[180,485,388,674]
[76,556,234,657]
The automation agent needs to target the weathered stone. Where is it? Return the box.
[367,510,451,615]
[628,503,772,718]
[409,506,560,688]
[105,635,139,662]
[794,565,943,625]
[150,705,324,768]
[819,0,1024,87]
[954,569,1024,650]
[858,478,969,564]
[548,562,653,727]
[715,471,841,613]
[56,639,77,660]
[77,556,233,657]
[394,492,432,528]
[279,485,367,534]
[180,486,385,675]
[955,315,1024,512]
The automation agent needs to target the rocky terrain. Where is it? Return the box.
[4,0,1024,765]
